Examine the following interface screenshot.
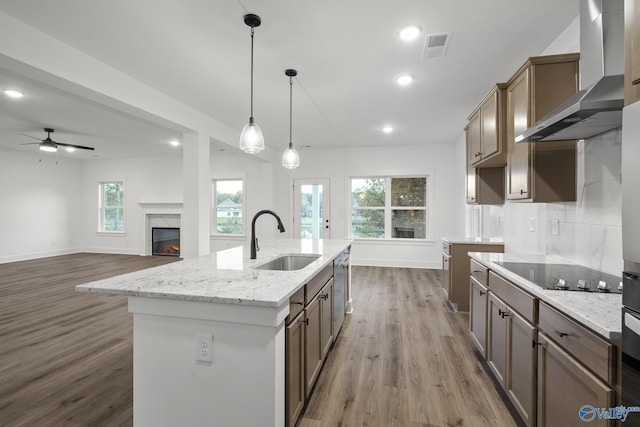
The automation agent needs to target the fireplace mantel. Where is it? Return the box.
[138,202,183,213]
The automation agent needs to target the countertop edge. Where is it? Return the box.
[75,239,353,308]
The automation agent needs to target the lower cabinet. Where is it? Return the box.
[286,266,335,427]
[537,333,614,427]
[470,263,619,427]
[286,311,306,427]
[486,272,537,426]
[536,301,616,427]
[469,276,488,356]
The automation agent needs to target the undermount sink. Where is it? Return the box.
[254,254,321,271]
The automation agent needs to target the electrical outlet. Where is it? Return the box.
[551,219,560,236]
[196,333,213,363]
[529,217,536,232]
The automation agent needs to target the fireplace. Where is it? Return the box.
[152,227,180,256]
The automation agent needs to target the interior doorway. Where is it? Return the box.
[293,178,330,239]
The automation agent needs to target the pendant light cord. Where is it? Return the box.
[250,27,255,119]
[289,76,293,147]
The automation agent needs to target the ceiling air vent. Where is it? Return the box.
[422,32,452,59]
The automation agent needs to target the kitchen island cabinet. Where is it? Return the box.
[76,238,352,427]
[505,54,579,202]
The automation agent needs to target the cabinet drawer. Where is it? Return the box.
[470,259,489,286]
[488,271,536,323]
[287,286,305,323]
[305,264,333,304]
[538,301,614,384]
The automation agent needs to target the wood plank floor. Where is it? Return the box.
[0,253,179,427]
[0,256,515,426]
[299,266,516,427]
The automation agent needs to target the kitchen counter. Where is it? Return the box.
[76,238,352,427]
[469,252,621,340]
[76,238,352,307]
[442,236,504,245]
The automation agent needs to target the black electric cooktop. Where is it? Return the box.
[495,261,622,293]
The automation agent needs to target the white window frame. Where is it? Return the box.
[212,178,246,236]
[98,181,125,233]
[349,175,430,241]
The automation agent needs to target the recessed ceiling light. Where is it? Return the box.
[399,25,421,41]
[4,89,24,98]
[395,74,413,86]
[383,126,394,134]
[169,140,181,147]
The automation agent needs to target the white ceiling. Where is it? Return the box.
[0,0,579,160]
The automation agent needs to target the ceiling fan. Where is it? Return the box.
[20,128,95,152]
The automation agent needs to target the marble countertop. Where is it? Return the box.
[442,237,504,245]
[469,252,621,340]
[76,239,352,308]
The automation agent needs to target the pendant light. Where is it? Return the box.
[239,13,264,154]
[282,69,300,169]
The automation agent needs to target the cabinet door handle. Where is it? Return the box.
[292,301,304,306]
[555,330,568,338]
[321,293,329,301]
[520,189,526,195]
[472,270,483,273]
[302,319,309,325]
[479,290,486,296]
[498,309,504,317]
[501,311,509,318]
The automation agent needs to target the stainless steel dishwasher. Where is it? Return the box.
[333,248,350,337]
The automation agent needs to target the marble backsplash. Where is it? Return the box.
[466,128,623,276]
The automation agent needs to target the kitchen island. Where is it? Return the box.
[76,238,352,427]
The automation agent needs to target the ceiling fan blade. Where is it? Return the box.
[19,142,41,146]
[55,141,95,151]
[20,133,43,141]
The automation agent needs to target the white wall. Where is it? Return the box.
[273,143,465,269]
[210,152,274,252]
[79,156,183,255]
[0,148,83,262]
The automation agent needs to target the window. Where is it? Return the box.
[213,179,244,235]
[99,181,125,232]
[351,177,427,239]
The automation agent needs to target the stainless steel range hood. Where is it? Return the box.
[516,0,624,143]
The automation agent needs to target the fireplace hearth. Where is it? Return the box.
[152,227,180,256]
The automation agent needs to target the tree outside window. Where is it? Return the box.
[100,182,125,232]
[214,179,244,235]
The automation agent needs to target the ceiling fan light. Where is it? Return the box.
[282,143,300,169]
[39,141,57,152]
[4,89,24,98]
[239,120,264,153]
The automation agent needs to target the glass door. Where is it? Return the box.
[293,179,330,239]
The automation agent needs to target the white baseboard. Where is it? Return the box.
[0,247,81,264]
[81,247,142,256]
[351,258,441,269]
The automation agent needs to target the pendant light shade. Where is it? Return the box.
[239,13,265,154]
[282,142,300,169]
[282,69,300,169]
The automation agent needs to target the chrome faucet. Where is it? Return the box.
[250,210,285,259]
